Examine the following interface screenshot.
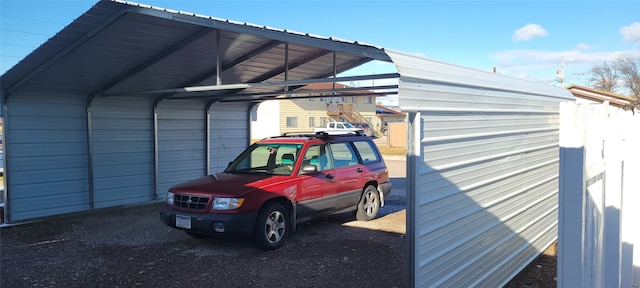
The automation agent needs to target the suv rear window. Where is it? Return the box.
[329,142,359,168]
[352,140,380,163]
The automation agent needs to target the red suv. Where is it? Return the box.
[160,132,391,250]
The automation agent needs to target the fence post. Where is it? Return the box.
[603,107,623,288]
[558,102,587,288]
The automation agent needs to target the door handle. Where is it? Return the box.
[356,168,363,173]
[326,173,334,179]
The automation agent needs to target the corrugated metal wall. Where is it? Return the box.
[209,102,251,173]
[3,92,251,222]
[5,92,89,221]
[157,100,206,198]
[91,97,154,208]
[386,50,573,287]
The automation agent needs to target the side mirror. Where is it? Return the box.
[301,165,318,174]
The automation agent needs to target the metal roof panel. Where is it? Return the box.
[1,0,390,100]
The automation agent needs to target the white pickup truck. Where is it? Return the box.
[313,121,364,135]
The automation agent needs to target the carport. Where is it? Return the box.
[0,1,573,287]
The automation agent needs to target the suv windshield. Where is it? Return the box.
[225,143,301,175]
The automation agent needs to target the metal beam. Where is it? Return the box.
[2,100,10,223]
[88,27,212,97]
[285,57,374,92]
[170,48,333,101]
[85,95,98,210]
[173,39,283,91]
[101,73,399,96]
[152,96,165,200]
[132,7,392,62]
[170,85,399,101]
[204,98,221,175]
[172,84,399,99]
[218,91,398,103]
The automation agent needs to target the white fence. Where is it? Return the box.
[559,102,640,287]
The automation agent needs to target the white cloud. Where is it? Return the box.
[491,48,639,83]
[620,22,640,43]
[376,94,398,107]
[512,24,549,42]
[576,43,590,52]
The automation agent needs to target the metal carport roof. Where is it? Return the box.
[1,0,398,106]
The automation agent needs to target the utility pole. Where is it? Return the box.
[556,56,565,87]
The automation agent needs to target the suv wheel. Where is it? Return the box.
[356,185,380,221]
[254,202,289,250]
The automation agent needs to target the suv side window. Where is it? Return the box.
[301,144,333,172]
[227,144,299,175]
[329,142,359,168]
[352,140,380,163]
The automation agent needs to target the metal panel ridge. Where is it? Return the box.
[111,0,391,61]
[384,49,573,103]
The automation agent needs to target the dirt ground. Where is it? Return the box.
[505,242,558,288]
[1,202,408,288]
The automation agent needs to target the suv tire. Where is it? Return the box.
[254,202,289,250]
[356,185,380,221]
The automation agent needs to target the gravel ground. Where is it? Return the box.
[1,202,407,288]
[0,204,555,288]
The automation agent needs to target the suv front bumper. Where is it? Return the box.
[160,206,258,236]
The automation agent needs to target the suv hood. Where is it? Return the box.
[168,173,288,197]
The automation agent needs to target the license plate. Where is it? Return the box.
[175,215,192,229]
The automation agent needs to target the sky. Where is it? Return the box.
[1,0,640,105]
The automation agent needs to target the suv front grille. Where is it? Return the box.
[174,194,209,211]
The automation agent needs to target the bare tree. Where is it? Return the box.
[589,61,619,93]
[614,55,640,99]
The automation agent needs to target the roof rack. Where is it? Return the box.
[279,132,319,138]
[278,130,365,139]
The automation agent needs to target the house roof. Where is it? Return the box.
[567,84,639,112]
[376,104,405,118]
[0,0,398,107]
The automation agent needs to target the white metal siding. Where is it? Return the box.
[5,92,89,221]
[157,100,206,198]
[91,97,154,208]
[386,50,574,287]
[209,102,250,172]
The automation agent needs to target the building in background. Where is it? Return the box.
[567,84,639,112]
[376,104,405,136]
[252,83,392,139]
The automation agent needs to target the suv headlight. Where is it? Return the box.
[211,197,245,210]
[166,192,175,205]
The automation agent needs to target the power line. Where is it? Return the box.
[0,14,66,26]
[0,54,26,59]
[0,28,53,37]
[0,42,38,49]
